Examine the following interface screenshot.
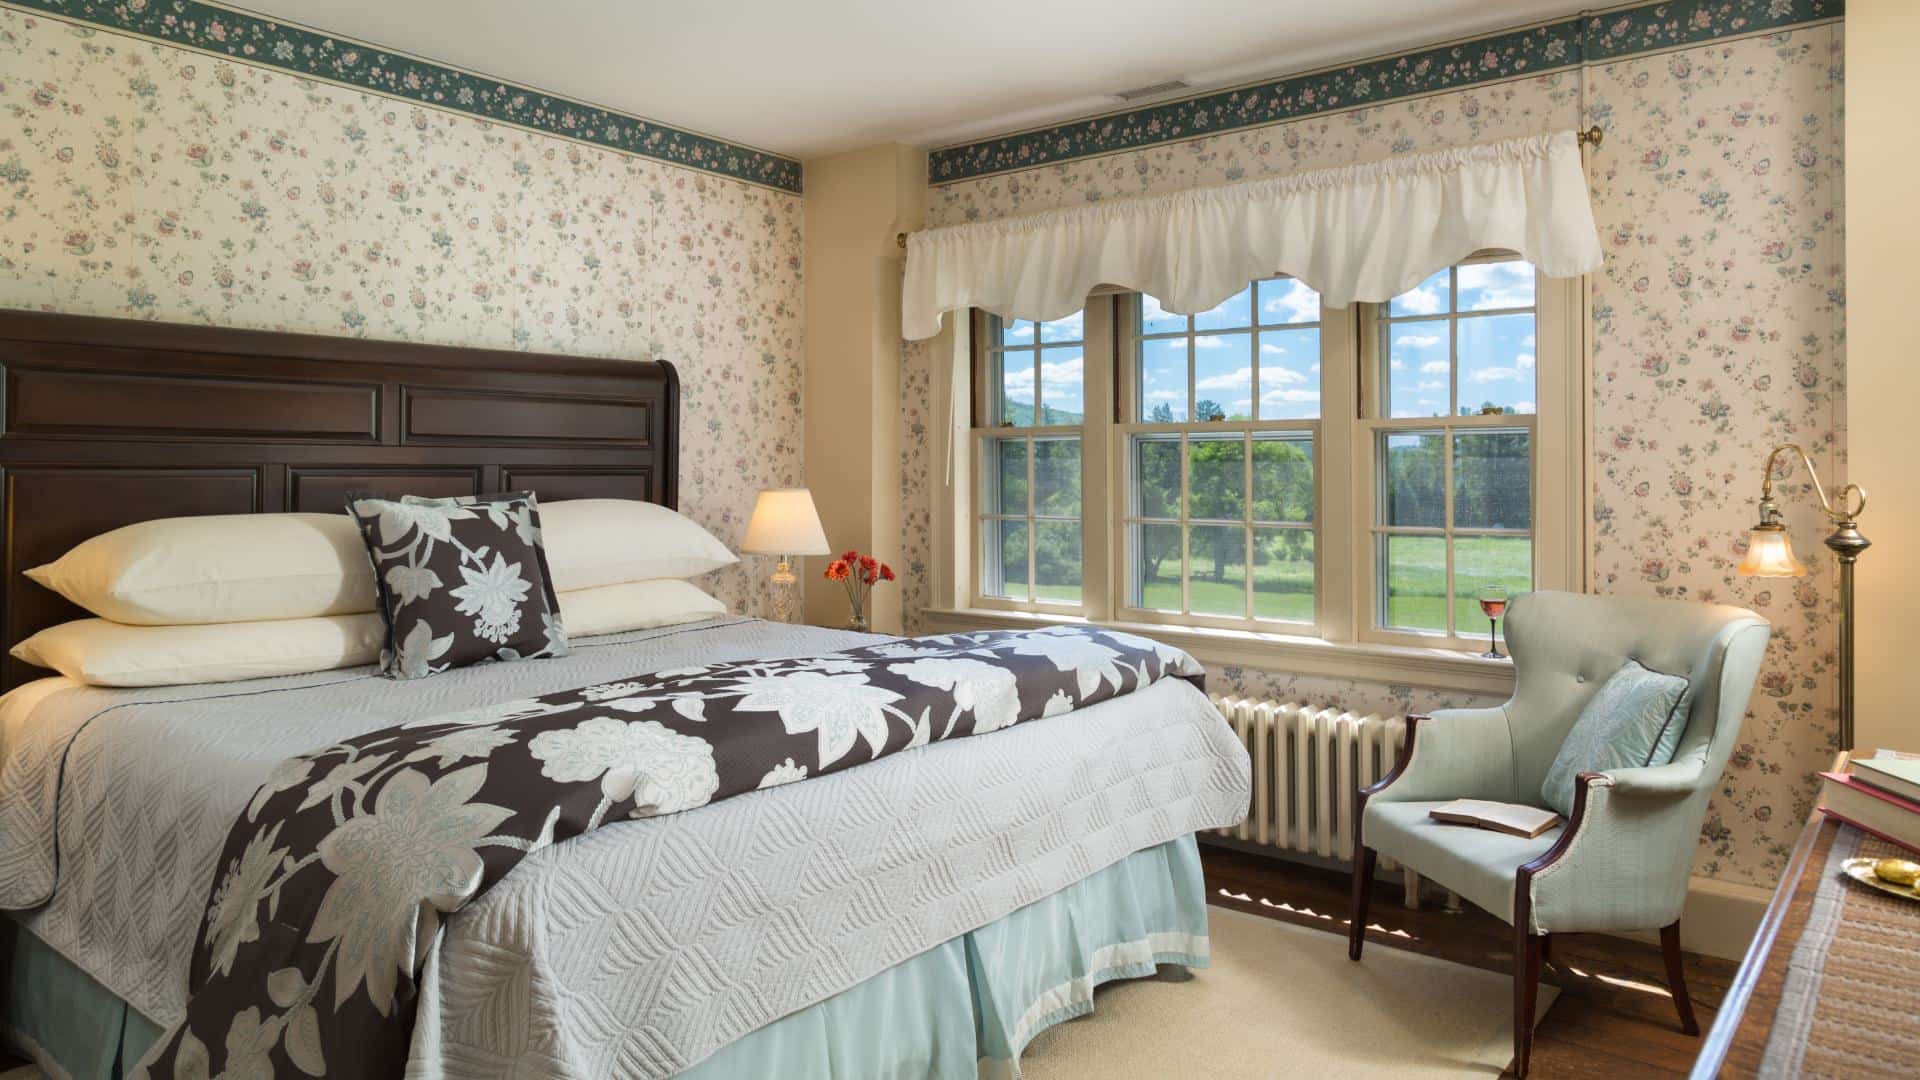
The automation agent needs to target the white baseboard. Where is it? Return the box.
[1607,875,1772,962]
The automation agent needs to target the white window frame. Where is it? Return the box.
[931,257,1583,694]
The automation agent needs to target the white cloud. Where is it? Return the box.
[1395,334,1443,349]
[1391,284,1446,315]
[1420,360,1449,375]
[1389,358,1405,371]
[1194,335,1236,349]
[1260,365,1308,385]
[1195,366,1253,391]
[1260,388,1321,405]
[1522,333,1537,348]
[1261,279,1320,323]
[1516,353,1535,370]
[1003,321,1034,341]
[1259,342,1289,355]
[1457,261,1535,310]
[1417,380,1446,392]
[1468,366,1521,383]
[1515,401,1536,412]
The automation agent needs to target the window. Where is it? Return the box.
[1125,281,1323,626]
[949,253,1578,669]
[1365,258,1539,643]
[977,314,1085,606]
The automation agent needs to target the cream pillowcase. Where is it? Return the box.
[540,500,737,591]
[11,614,385,687]
[24,512,376,626]
[557,579,727,638]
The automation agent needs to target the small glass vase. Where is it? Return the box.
[846,611,869,633]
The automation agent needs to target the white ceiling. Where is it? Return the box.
[239,0,1597,161]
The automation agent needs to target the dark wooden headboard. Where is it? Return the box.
[0,310,679,688]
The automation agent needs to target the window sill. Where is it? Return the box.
[921,607,1516,697]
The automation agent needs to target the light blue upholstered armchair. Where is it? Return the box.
[1346,591,1771,1077]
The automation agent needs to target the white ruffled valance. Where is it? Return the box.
[902,130,1602,341]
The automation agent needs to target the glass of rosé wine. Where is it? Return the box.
[1476,586,1509,659]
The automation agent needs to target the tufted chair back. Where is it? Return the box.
[1502,591,1772,804]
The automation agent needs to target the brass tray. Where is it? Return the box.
[1842,857,1920,902]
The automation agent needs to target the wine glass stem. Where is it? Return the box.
[1489,618,1499,657]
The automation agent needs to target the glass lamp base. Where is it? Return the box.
[768,559,798,623]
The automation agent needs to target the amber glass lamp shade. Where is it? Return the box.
[1737,524,1807,578]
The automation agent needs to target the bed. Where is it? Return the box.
[0,312,1251,1079]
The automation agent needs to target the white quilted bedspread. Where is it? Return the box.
[0,618,1251,1078]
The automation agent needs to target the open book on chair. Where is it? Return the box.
[1428,799,1562,839]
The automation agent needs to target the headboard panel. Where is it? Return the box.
[0,310,679,688]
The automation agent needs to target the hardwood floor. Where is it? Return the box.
[1200,841,1738,1078]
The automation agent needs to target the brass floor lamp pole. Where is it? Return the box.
[1737,444,1869,751]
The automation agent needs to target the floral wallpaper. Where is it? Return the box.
[902,26,1845,889]
[0,9,806,618]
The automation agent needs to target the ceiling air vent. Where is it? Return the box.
[1113,78,1191,102]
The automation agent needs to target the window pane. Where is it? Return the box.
[1194,334,1253,421]
[1138,337,1189,422]
[1034,521,1081,604]
[1453,430,1531,530]
[1456,259,1535,311]
[1257,328,1320,419]
[1189,525,1247,616]
[1389,268,1450,317]
[1454,536,1532,639]
[1253,527,1314,622]
[1194,285,1253,331]
[1381,432,1444,528]
[983,437,1027,515]
[985,519,1028,599]
[1140,294,1187,335]
[1257,278,1320,326]
[1000,318,1035,347]
[1251,434,1314,524]
[1385,319,1449,418]
[1382,534,1447,632]
[998,350,1035,426]
[1033,437,1081,516]
[1457,313,1537,416]
[1188,433,1244,522]
[1132,435,1181,519]
[1134,522,1182,610]
[1039,311,1084,343]
[1038,344,1085,424]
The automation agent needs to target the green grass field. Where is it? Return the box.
[1134,534,1528,633]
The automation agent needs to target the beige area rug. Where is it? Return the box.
[1018,905,1558,1079]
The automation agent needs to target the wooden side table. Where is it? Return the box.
[1693,814,1920,1077]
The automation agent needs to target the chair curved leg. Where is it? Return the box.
[1513,928,1544,1078]
[1348,845,1377,961]
[1661,921,1701,1036]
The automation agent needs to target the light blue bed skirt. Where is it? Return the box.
[3,834,1209,1079]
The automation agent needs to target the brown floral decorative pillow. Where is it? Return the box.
[347,491,568,679]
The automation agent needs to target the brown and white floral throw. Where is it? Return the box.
[136,625,1204,1079]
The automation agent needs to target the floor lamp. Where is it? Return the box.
[1735,443,1869,751]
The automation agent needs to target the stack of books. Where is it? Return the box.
[1820,752,1920,855]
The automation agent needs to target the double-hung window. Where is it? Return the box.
[976,313,1086,608]
[1122,280,1326,627]
[950,252,1578,672]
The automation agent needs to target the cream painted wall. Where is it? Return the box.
[1846,0,1920,752]
[801,144,926,630]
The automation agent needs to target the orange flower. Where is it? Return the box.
[880,564,895,582]
[824,559,850,581]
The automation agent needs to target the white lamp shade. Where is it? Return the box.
[742,488,830,556]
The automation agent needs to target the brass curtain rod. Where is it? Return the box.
[894,126,1604,250]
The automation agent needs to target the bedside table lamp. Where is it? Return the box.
[742,488,830,623]
[1736,443,1869,750]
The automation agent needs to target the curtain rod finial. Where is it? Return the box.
[1577,126,1603,148]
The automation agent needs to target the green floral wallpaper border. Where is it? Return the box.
[0,0,805,193]
[929,0,1842,184]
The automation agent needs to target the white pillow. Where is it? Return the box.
[11,614,384,687]
[540,500,737,591]
[558,579,727,638]
[24,513,375,626]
